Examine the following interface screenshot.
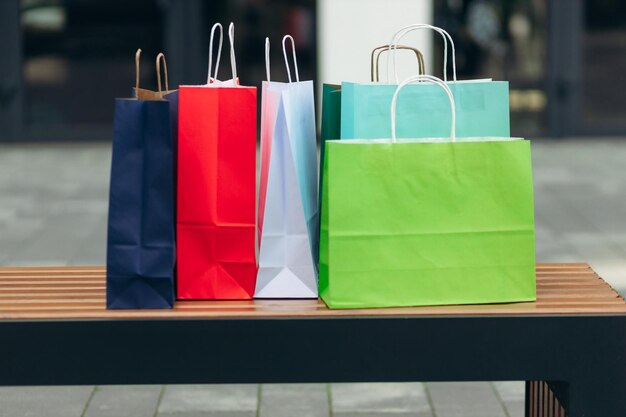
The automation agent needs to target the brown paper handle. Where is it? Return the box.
[370,45,425,82]
[156,52,169,98]
[135,49,141,92]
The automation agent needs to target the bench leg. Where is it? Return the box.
[526,376,626,417]
[525,381,567,417]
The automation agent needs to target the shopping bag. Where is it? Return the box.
[177,23,257,299]
[320,74,536,309]
[341,24,510,140]
[106,50,177,309]
[255,36,318,298]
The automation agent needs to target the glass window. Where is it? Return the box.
[435,0,548,137]
[581,0,626,130]
[21,0,164,140]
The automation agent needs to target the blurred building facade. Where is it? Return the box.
[0,0,625,141]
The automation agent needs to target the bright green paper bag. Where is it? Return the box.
[319,75,536,309]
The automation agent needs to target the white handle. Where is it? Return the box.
[207,23,223,83]
[207,22,237,85]
[387,24,457,83]
[282,35,299,83]
[391,74,456,143]
[228,22,238,81]
[265,37,271,81]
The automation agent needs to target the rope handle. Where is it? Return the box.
[228,22,237,81]
[282,35,299,83]
[390,74,456,142]
[207,23,223,84]
[135,49,141,92]
[265,37,271,81]
[371,44,425,82]
[156,52,169,98]
[207,22,237,85]
[265,35,300,83]
[387,24,457,83]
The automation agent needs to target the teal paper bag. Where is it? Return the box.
[341,80,510,139]
[318,83,342,235]
[341,24,510,140]
[320,75,535,309]
[321,84,341,143]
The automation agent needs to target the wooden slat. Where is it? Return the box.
[0,263,623,320]
[0,290,104,299]
[0,288,105,295]
[0,266,104,273]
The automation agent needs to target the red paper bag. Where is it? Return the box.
[177,23,257,299]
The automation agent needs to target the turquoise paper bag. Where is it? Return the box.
[341,23,510,139]
[341,80,510,139]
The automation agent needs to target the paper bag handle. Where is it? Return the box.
[207,23,223,84]
[265,35,301,83]
[391,74,456,143]
[135,49,142,92]
[228,22,238,81]
[282,35,300,83]
[207,22,237,85]
[156,52,169,98]
[387,24,457,83]
[265,37,271,81]
[371,45,425,82]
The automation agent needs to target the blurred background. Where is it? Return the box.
[0,0,625,416]
[1,0,626,140]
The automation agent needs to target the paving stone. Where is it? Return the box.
[335,413,431,417]
[331,383,431,414]
[426,382,507,417]
[157,385,258,415]
[259,384,329,417]
[0,386,94,417]
[585,260,626,296]
[492,381,525,417]
[84,385,162,417]
[158,413,254,417]
[502,400,525,417]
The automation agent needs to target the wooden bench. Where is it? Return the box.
[0,263,624,417]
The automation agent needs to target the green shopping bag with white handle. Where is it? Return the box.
[319,74,535,309]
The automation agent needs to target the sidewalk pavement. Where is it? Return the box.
[0,138,624,416]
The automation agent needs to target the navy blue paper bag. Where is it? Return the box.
[106,51,177,309]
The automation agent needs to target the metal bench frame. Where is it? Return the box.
[0,264,624,417]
